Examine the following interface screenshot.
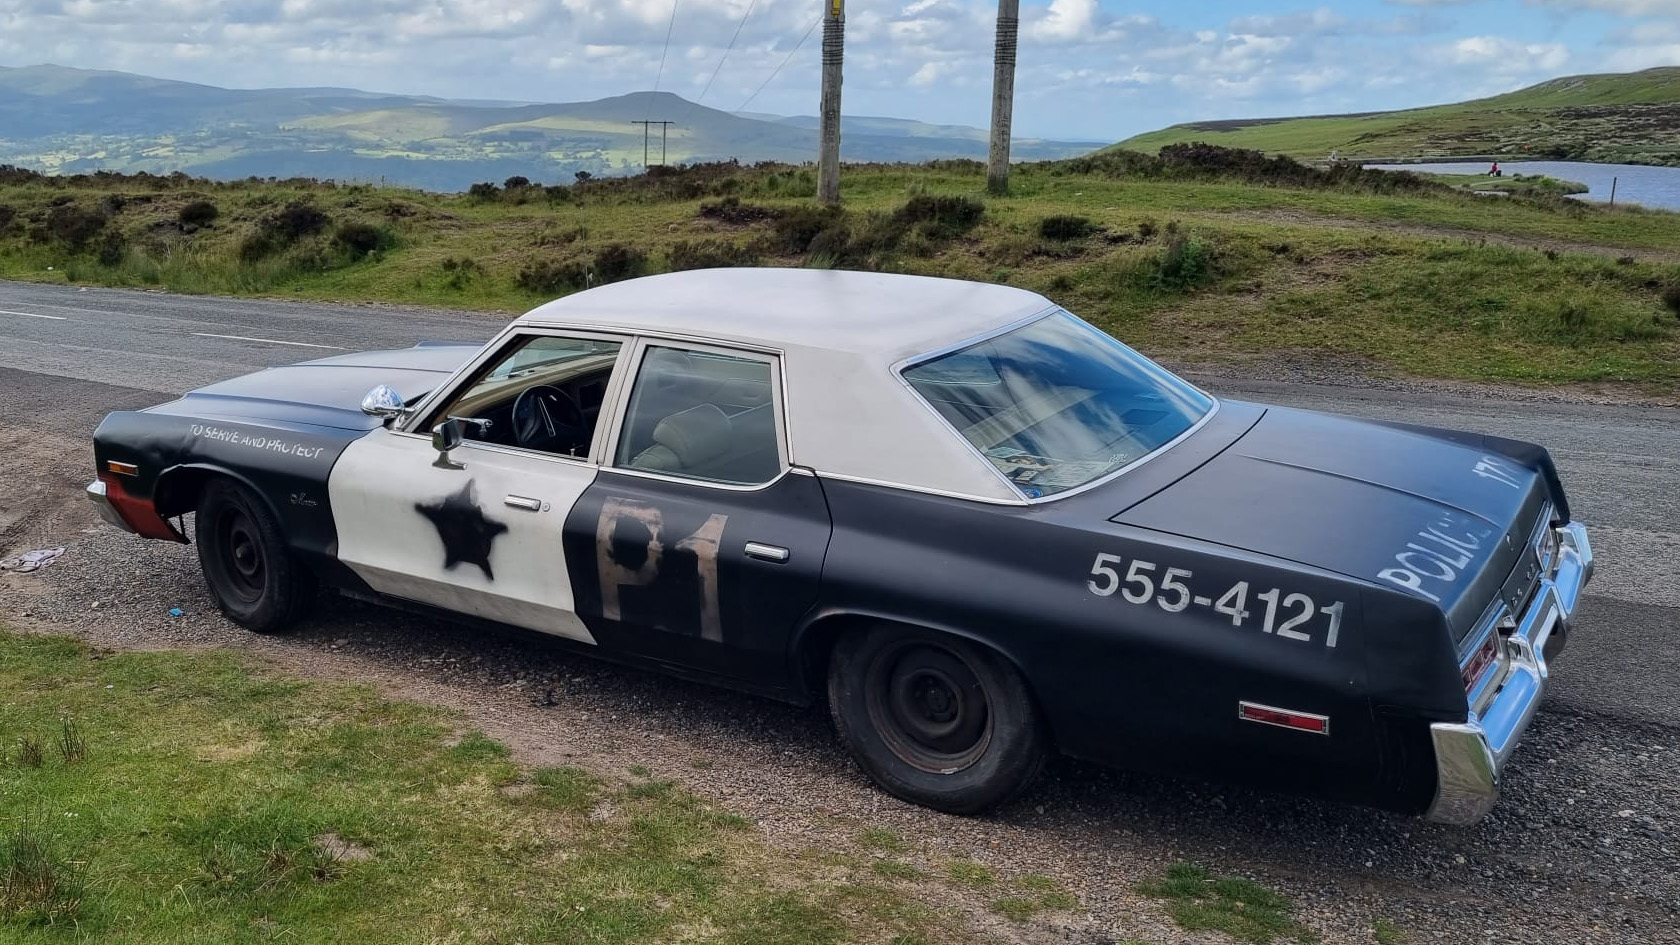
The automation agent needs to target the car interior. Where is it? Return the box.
[430,336,781,485]
[615,347,781,485]
[436,339,622,458]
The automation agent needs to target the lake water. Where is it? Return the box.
[1363,160,1680,212]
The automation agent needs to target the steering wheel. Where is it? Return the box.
[511,384,586,453]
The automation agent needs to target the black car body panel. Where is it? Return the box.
[85,321,1588,823]
[90,344,474,564]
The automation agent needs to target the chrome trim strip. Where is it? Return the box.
[896,307,1058,370]
[811,470,1029,506]
[596,338,793,493]
[1025,399,1222,505]
[85,479,135,534]
[398,325,633,438]
[1426,521,1593,826]
[604,464,793,494]
[518,320,788,358]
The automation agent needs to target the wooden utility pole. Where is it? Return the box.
[987,0,1020,195]
[817,0,845,204]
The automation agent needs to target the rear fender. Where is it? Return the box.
[789,608,1036,709]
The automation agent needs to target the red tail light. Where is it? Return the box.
[1463,634,1499,694]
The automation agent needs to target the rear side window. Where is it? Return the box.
[614,345,782,486]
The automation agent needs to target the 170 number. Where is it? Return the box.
[1087,553,1343,648]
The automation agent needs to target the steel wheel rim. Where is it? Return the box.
[217,506,265,603]
[865,641,992,774]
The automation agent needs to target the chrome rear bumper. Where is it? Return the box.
[1426,522,1592,825]
[86,479,136,534]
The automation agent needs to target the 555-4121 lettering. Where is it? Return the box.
[1086,553,1344,648]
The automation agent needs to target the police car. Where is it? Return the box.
[88,269,1593,822]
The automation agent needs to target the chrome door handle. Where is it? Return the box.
[504,495,543,512]
[745,542,790,563]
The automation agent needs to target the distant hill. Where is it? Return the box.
[0,64,1103,191]
[1114,67,1680,167]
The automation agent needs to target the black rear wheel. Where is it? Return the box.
[829,625,1048,814]
[195,479,312,634]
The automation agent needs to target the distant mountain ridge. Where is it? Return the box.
[1114,67,1680,167]
[0,64,1103,191]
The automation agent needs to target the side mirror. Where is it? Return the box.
[431,416,490,470]
[360,384,406,421]
[432,417,467,469]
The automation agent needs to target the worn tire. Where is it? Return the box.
[194,479,313,634]
[828,624,1049,814]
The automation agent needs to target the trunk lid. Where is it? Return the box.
[1113,405,1549,640]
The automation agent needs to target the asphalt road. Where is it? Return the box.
[2,280,1677,943]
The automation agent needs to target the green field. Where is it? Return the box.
[2,153,1677,393]
[1117,67,1680,167]
[0,628,1099,943]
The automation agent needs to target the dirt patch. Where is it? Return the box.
[314,832,375,862]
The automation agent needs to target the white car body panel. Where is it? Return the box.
[329,427,598,643]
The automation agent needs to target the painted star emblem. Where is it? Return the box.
[415,480,508,580]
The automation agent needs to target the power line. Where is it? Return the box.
[646,0,681,121]
[698,0,758,104]
[735,17,820,114]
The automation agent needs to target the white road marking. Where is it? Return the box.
[1193,596,1212,606]
[0,309,66,320]
[190,332,342,350]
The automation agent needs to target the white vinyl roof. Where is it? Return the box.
[521,269,1058,502]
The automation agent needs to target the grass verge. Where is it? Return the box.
[0,628,956,944]
[1139,862,1316,944]
[1,155,1676,390]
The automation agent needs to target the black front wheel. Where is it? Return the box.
[828,625,1049,814]
[195,480,313,634]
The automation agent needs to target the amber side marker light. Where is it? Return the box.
[1238,701,1330,735]
[106,461,139,476]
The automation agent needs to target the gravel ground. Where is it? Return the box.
[7,518,1674,945]
[3,281,1677,944]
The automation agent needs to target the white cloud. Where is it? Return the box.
[1435,35,1571,72]
[1526,0,1680,13]
[0,0,1663,144]
[1027,0,1099,42]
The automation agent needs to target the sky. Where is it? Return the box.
[0,0,1676,141]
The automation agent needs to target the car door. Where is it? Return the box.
[329,329,631,642]
[562,341,833,687]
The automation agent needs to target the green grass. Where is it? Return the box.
[1424,173,1589,197]
[946,859,995,889]
[859,827,908,854]
[1,158,1676,392]
[990,873,1079,921]
[1115,67,1680,166]
[871,860,925,880]
[1139,862,1314,944]
[1373,917,1409,944]
[0,629,959,944]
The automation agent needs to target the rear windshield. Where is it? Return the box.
[903,312,1214,498]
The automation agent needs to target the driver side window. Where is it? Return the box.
[425,333,624,460]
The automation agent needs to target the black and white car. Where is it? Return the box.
[88,269,1593,822]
